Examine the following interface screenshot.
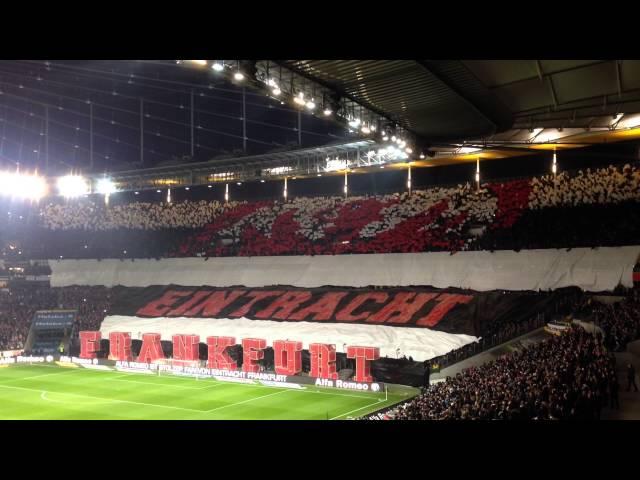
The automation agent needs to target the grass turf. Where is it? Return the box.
[0,364,416,420]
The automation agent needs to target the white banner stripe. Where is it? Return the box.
[50,246,640,292]
[100,315,477,362]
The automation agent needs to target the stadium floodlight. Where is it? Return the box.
[294,93,306,106]
[96,178,116,195]
[0,171,48,200]
[212,61,224,71]
[57,175,89,198]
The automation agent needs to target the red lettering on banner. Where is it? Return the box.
[288,292,349,321]
[166,291,213,316]
[242,338,267,373]
[79,331,101,359]
[183,290,246,317]
[136,290,193,317]
[172,334,200,361]
[137,333,165,363]
[229,290,284,318]
[206,336,237,370]
[415,293,473,327]
[347,346,380,382]
[254,291,313,320]
[368,292,437,324]
[334,292,389,322]
[273,340,302,375]
[309,343,338,380]
[109,332,132,361]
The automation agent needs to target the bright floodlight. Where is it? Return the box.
[234,72,244,81]
[191,60,207,66]
[294,93,306,106]
[57,175,89,198]
[361,126,371,134]
[212,62,224,71]
[272,87,281,96]
[0,171,48,200]
[96,178,116,195]
[306,101,316,110]
[323,108,332,116]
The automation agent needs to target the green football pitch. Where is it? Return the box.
[0,364,417,420]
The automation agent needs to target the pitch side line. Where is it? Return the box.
[329,399,386,420]
[5,363,390,401]
[6,369,81,382]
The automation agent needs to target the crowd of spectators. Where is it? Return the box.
[375,327,617,420]
[15,164,637,259]
[590,290,640,352]
[0,286,111,351]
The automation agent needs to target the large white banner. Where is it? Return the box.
[49,246,640,292]
[100,315,477,362]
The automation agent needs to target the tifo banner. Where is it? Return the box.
[108,285,570,337]
[32,310,76,329]
[48,246,640,292]
[100,285,572,361]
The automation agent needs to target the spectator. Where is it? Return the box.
[627,363,638,392]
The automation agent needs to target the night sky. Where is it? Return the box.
[0,60,350,174]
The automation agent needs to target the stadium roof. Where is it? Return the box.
[2,60,640,181]
[278,60,640,141]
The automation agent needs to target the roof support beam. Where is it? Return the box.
[535,60,544,81]
[547,77,558,110]
[417,61,498,134]
[616,60,623,98]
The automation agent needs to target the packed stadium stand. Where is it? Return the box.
[3,164,640,261]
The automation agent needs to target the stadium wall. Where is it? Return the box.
[50,246,640,292]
